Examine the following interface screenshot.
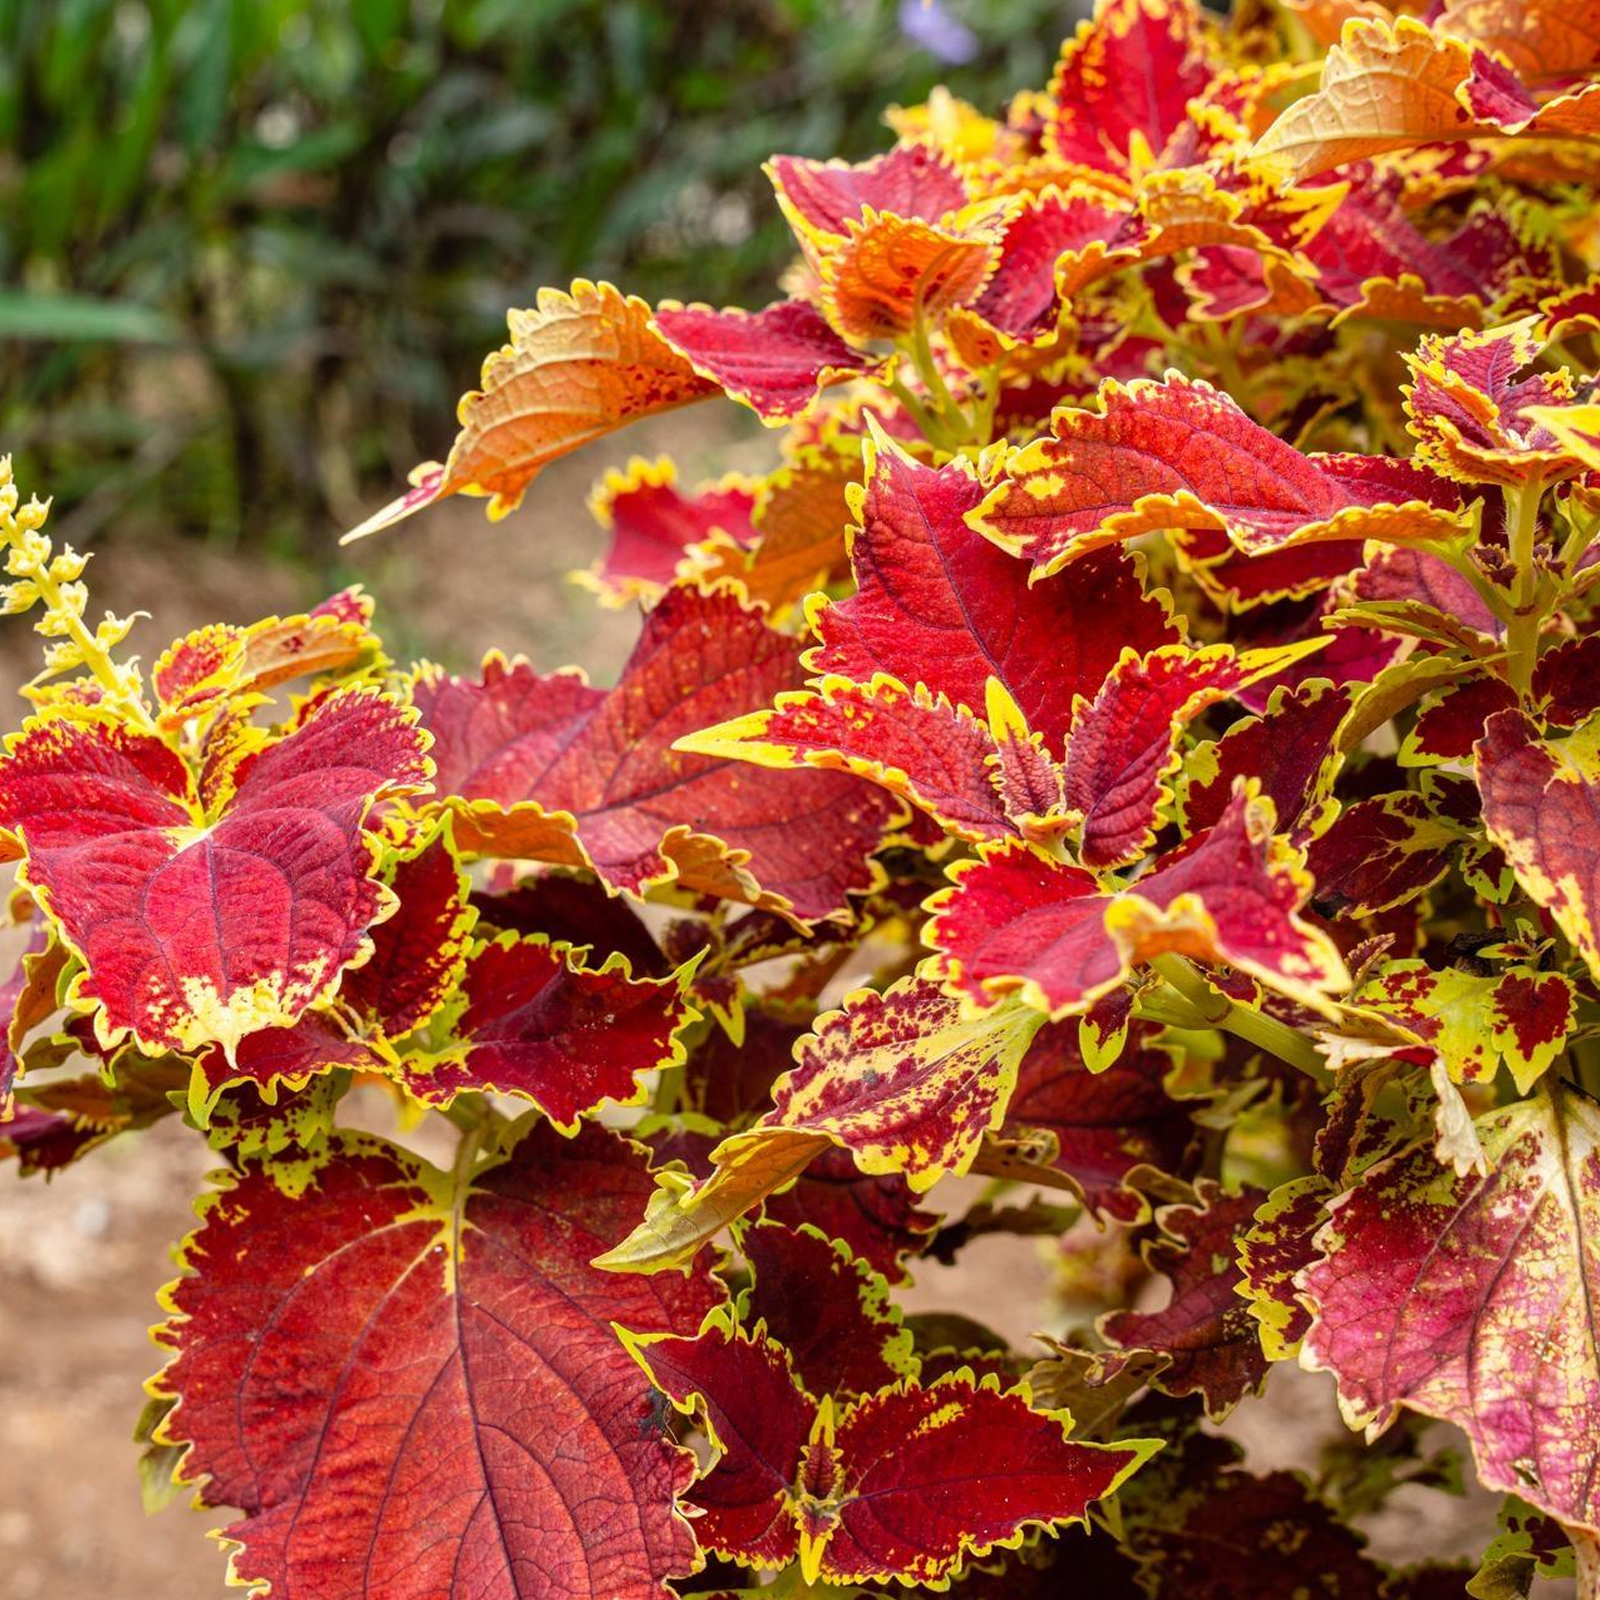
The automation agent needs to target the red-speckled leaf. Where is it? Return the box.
[1002,1020,1198,1222]
[1045,0,1216,176]
[1476,709,1600,982]
[1101,1181,1270,1417]
[679,675,1012,843]
[413,585,898,923]
[930,789,1347,1016]
[583,456,757,601]
[0,690,429,1056]
[404,933,691,1129]
[599,981,1041,1274]
[347,281,719,538]
[1063,643,1316,868]
[974,377,1464,580]
[1347,958,1575,1094]
[740,1221,917,1398]
[1306,791,1458,918]
[631,1319,1153,1584]
[1237,1176,1329,1362]
[811,433,1177,750]
[1183,680,1354,837]
[153,1119,723,1600]
[763,978,1045,1190]
[652,299,886,423]
[1302,1082,1600,1537]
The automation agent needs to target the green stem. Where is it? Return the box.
[884,373,950,450]
[1146,953,1329,1080]
[906,312,969,442]
[1504,474,1547,696]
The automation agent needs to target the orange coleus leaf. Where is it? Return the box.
[0,689,430,1056]
[626,1315,1153,1584]
[1303,1082,1600,1541]
[1439,0,1600,82]
[1476,708,1600,983]
[346,280,720,539]
[153,1120,723,1600]
[581,456,757,604]
[928,788,1349,1017]
[1253,16,1600,183]
[1044,0,1218,179]
[972,376,1466,580]
[819,203,1010,344]
[411,584,899,923]
[152,589,383,730]
[651,298,888,423]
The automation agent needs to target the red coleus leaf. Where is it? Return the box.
[0,690,430,1055]
[404,931,693,1129]
[471,869,665,975]
[808,432,1177,751]
[153,1119,724,1600]
[651,299,887,423]
[412,584,899,923]
[1404,675,1519,764]
[1045,0,1216,178]
[1061,642,1318,868]
[1101,1181,1270,1418]
[628,1317,1152,1583]
[1475,708,1600,983]
[769,145,969,242]
[1303,1082,1600,1539]
[583,456,757,601]
[739,1221,917,1398]
[929,788,1348,1017]
[1183,680,1354,837]
[762,1146,938,1286]
[973,376,1465,580]
[1533,634,1600,727]
[1002,1019,1199,1222]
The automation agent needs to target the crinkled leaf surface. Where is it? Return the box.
[1303,1082,1600,1536]
[413,585,898,922]
[0,690,429,1055]
[154,1119,724,1599]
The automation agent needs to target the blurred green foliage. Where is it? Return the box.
[0,0,1064,555]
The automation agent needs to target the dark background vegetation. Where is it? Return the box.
[1,0,1063,568]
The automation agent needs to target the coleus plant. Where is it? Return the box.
[11,2,1600,1597]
